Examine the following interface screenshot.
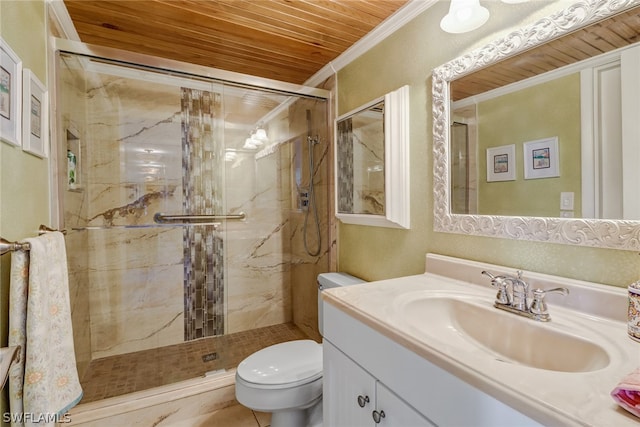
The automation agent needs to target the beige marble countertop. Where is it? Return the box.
[323,265,640,427]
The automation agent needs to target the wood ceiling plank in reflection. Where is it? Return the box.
[606,10,640,42]
[579,29,625,53]
[450,7,640,102]
[539,45,584,67]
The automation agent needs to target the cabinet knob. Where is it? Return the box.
[372,410,386,423]
[357,395,370,408]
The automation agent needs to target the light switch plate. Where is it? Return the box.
[560,192,574,210]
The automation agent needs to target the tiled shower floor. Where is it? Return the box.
[80,322,313,403]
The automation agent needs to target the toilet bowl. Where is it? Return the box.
[235,273,365,427]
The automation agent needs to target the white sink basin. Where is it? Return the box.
[396,292,610,373]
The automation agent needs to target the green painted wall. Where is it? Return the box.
[0,4,50,234]
[1,1,48,421]
[337,1,640,288]
[478,73,582,217]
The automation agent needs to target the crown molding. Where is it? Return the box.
[305,0,437,87]
[46,0,81,41]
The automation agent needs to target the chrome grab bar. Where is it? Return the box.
[153,212,246,225]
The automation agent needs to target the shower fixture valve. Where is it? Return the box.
[298,189,310,211]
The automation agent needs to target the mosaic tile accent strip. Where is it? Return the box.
[181,88,225,340]
[337,118,354,213]
[79,323,312,403]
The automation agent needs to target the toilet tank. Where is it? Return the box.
[317,272,366,335]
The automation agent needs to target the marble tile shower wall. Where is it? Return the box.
[82,75,184,359]
[60,65,327,361]
[224,147,292,333]
[288,95,333,340]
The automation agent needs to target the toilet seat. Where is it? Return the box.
[237,340,322,389]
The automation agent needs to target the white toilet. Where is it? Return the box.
[235,272,365,427]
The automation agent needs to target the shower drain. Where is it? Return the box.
[202,352,218,362]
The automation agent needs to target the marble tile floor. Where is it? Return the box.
[80,322,312,403]
[170,403,271,427]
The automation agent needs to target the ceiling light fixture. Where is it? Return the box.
[440,0,489,34]
[243,136,257,150]
[255,127,268,142]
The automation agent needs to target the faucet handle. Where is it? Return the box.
[530,287,569,321]
[492,277,513,305]
[482,271,512,305]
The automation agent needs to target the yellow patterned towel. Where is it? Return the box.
[8,232,83,426]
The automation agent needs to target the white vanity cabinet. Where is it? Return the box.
[324,340,434,426]
[322,301,542,427]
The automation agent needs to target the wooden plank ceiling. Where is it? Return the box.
[451,6,640,101]
[63,0,410,85]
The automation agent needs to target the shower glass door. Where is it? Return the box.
[56,50,328,403]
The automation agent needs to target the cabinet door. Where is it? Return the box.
[324,341,376,427]
[375,382,436,427]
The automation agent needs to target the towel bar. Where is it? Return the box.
[38,224,67,235]
[0,225,66,256]
[0,238,30,256]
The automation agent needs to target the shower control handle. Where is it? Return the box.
[357,395,369,408]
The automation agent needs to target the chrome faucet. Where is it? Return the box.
[508,270,529,311]
[481,270,568,322]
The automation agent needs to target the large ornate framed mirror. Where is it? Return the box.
[432,0,640,250]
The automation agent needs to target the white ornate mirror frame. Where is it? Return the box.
[432,0,640,250]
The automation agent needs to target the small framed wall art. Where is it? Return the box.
[523,136,559,180]
[0,38,22,147]
[486,144,516,182]
[22,68,48,158]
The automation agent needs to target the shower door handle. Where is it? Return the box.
[153,212,246,225]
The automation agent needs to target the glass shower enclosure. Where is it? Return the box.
[54,43,329,403]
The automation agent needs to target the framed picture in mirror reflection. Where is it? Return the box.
[486,144,515,182]
[523,137,559,180]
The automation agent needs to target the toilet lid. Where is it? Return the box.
[237,340,322,386]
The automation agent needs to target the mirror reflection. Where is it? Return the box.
[448,6,640,220]
[336,100,385,216]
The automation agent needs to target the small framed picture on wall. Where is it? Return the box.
[0,37,22,147]
[22,68,48,158]
[486,144,516,182]
[523,136,559,179]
